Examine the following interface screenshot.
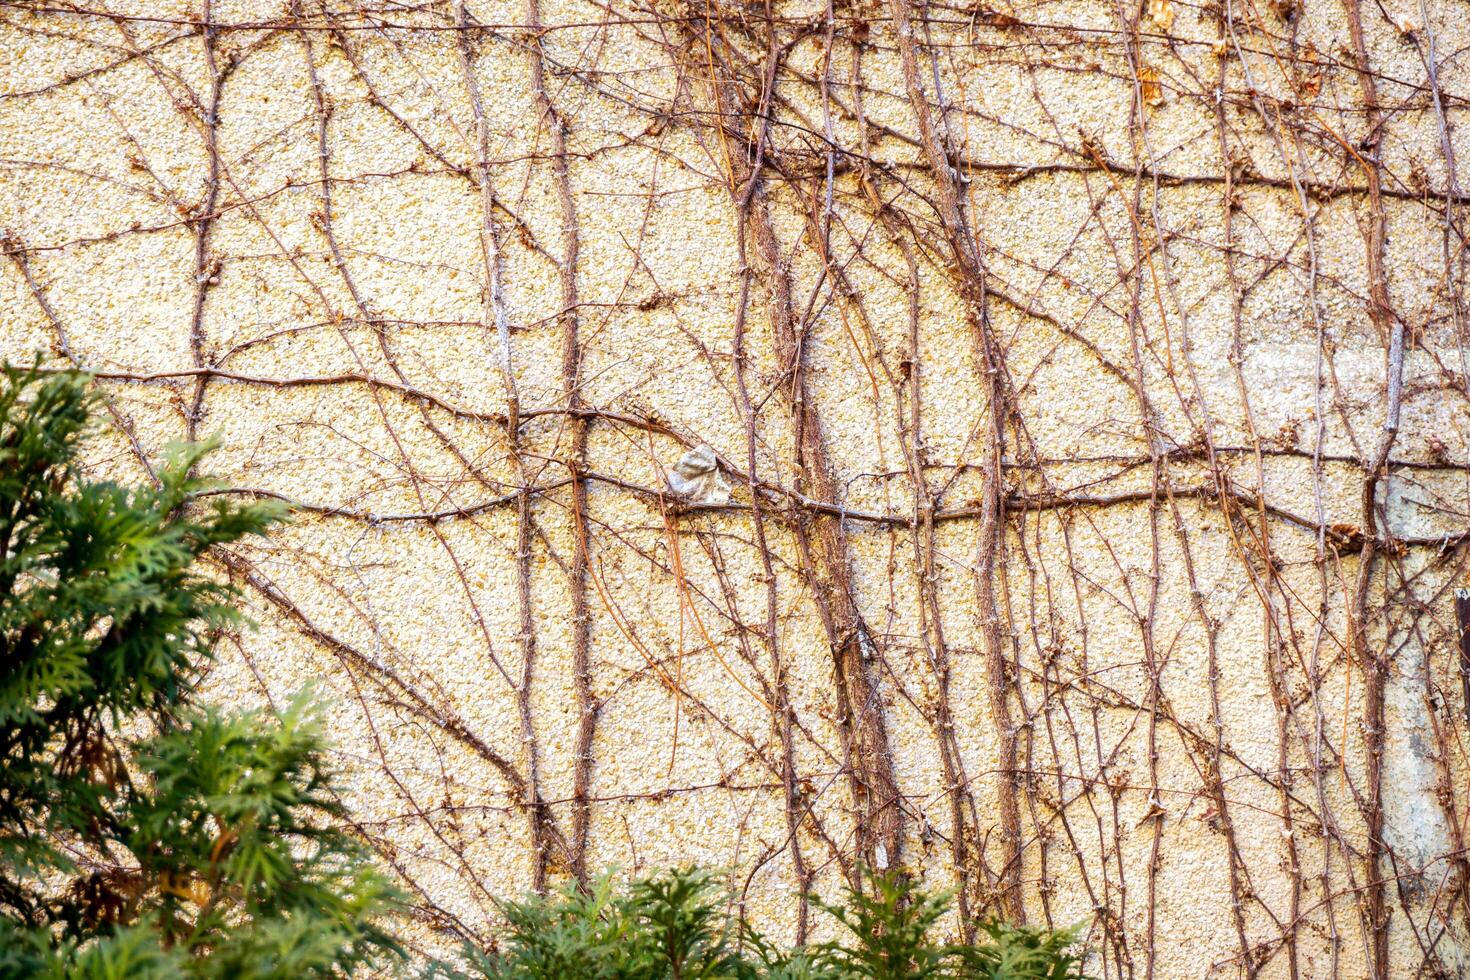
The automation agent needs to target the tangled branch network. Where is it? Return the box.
[2,0,1469,974]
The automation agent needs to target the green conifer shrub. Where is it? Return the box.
[0,363,401,978]
[431,867,1088,979]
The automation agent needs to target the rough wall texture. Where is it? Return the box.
[3,0,1470,975]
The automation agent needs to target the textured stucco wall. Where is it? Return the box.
[4,0,1470,975]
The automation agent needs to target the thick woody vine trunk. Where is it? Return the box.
[884,0,1025,922]
[1341,1,1402,974]
[454,0,561,887]
[677,0,907,879]
[746,195,905,875]
[522,0,597,880]
[186,0,223,444]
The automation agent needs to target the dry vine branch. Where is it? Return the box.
[2,0,1468,974]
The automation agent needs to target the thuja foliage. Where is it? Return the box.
[431,868,1088,979]
[0,364,400,978]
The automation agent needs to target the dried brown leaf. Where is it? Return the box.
[1139,65,1165,107]
[1146,0,1176,32]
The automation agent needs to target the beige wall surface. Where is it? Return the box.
[4,0,1470,975]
